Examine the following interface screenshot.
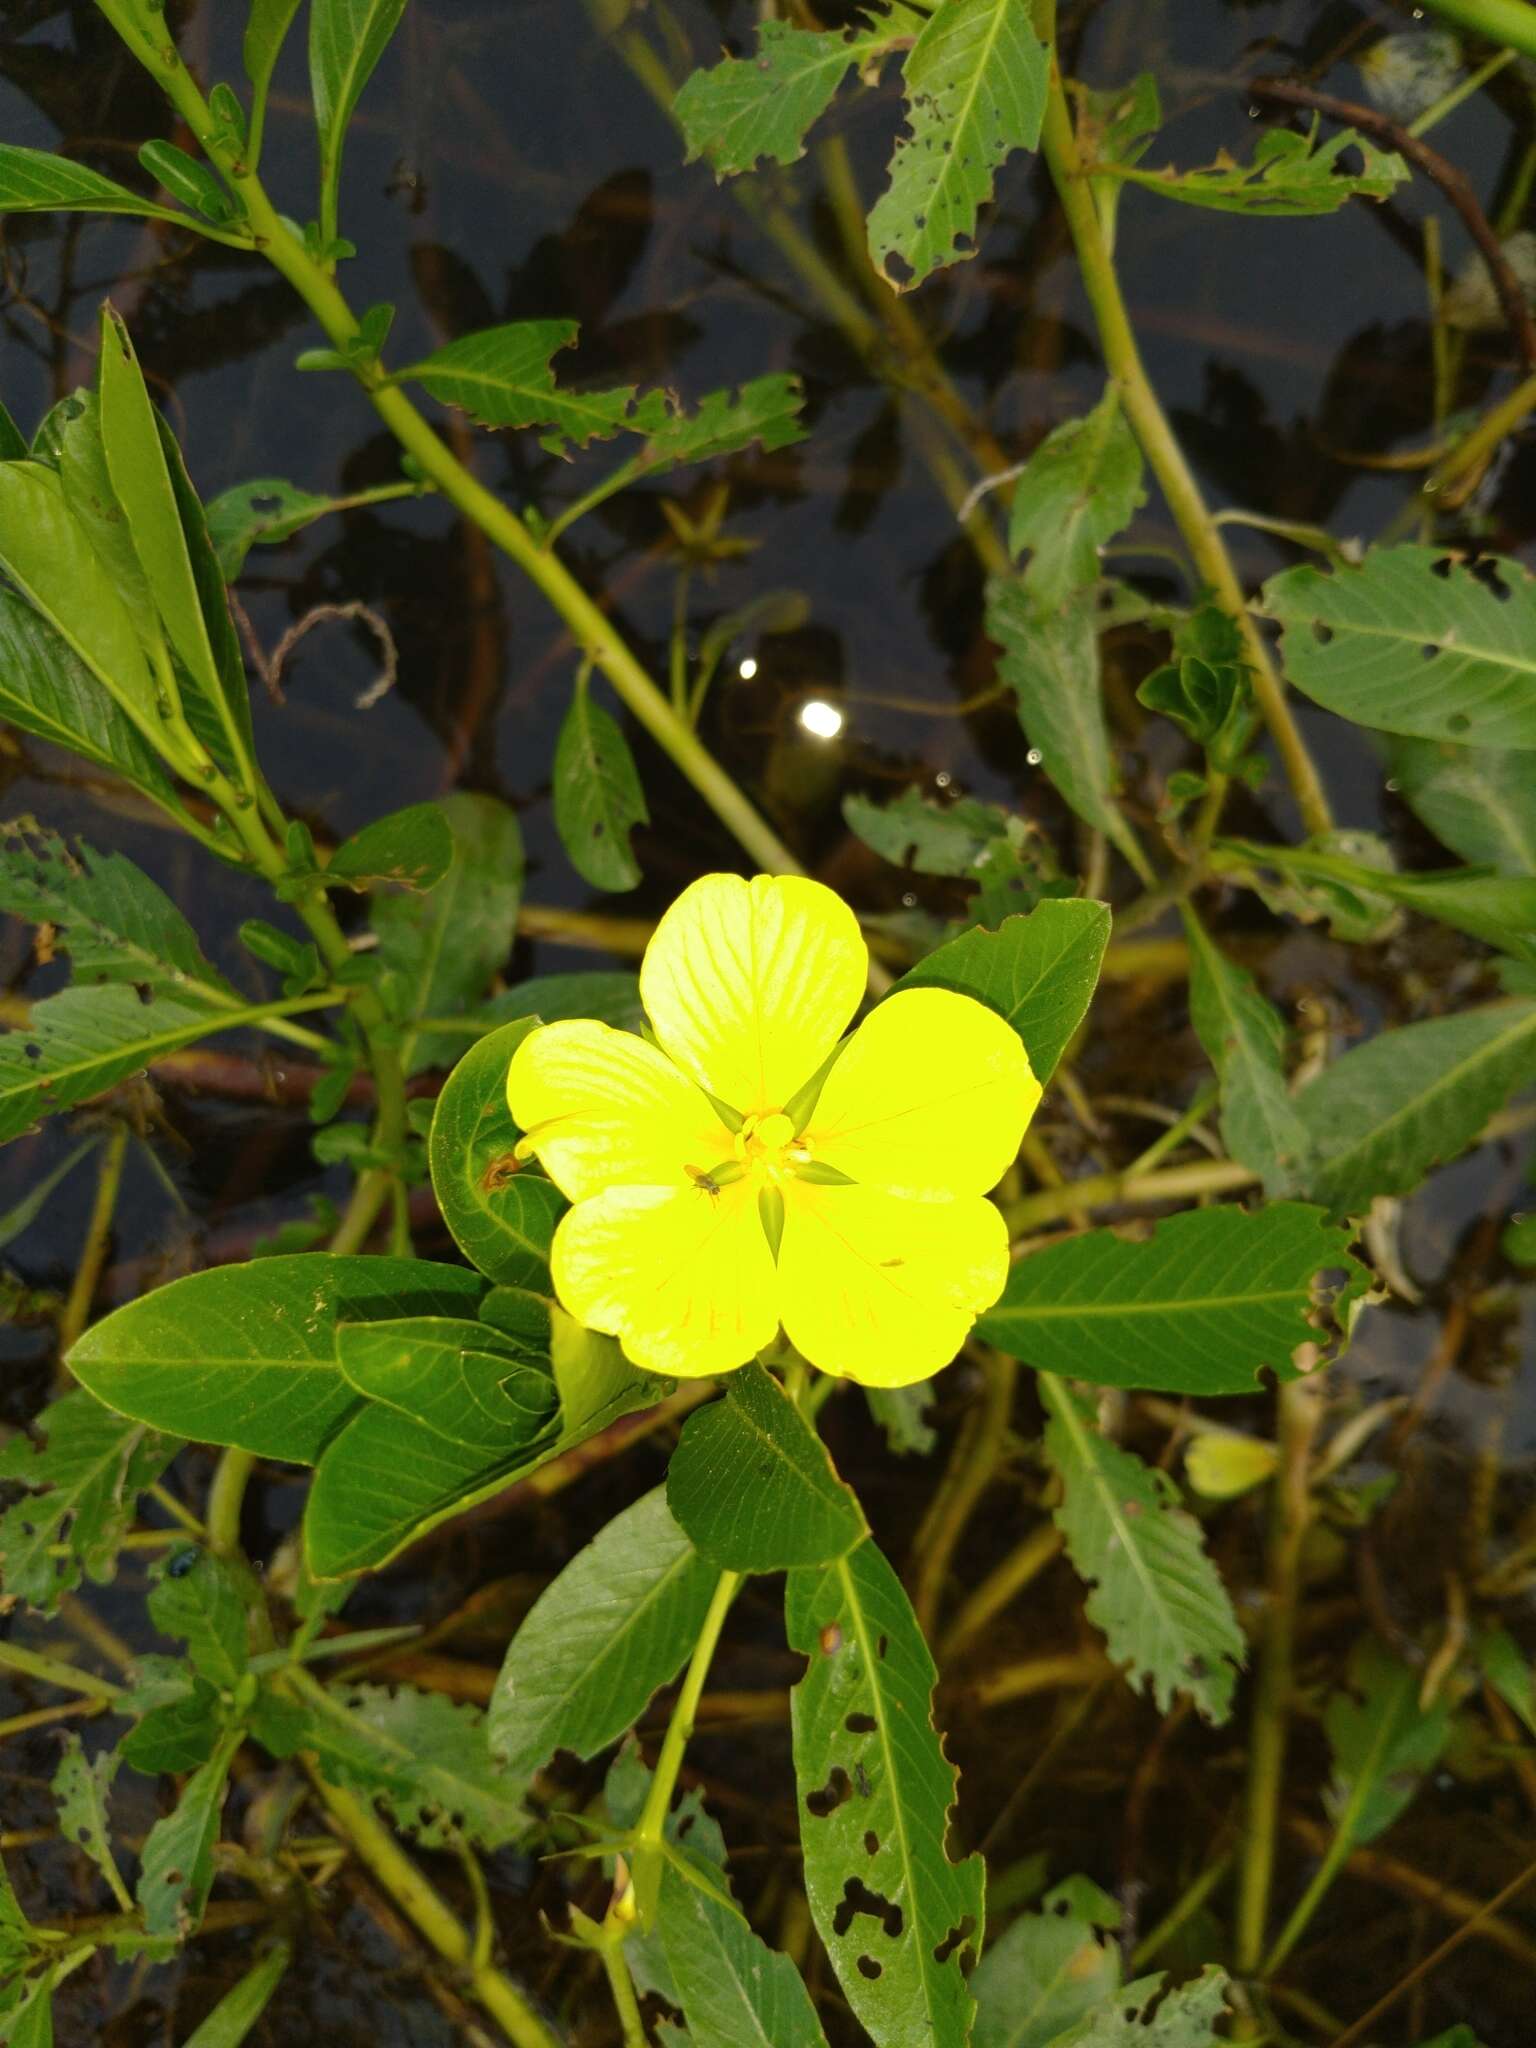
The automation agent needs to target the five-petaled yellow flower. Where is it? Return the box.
[506,874,1040,1386]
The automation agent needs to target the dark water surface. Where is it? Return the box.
[3,1,1536,2042]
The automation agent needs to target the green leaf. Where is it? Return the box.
[137,141,236,226]
[553,681,648,891]
[0,144,189,223]
[304,1316,665,1576]
[843,787,1016,879]
[0,461,163,744]
[205,475,334,579]
[865,1381,937,1457]
[1474,1625,1536,1736]
[667,1363,867,1571]
[326,801,454,892]
[137,1728,241,1937]
[69,1253,485,1462]
[55,386,161,652]
[334,1315,556,1448]
[429,1017,567,1287]
[971,1880,1120,2048]
[1296,999,1536,1215]
[0,1390,180,1611]
[1099,124,1407,214]
[51,1736,127,1909]
[786,1537,985,2044]
[987,579,1138,864]
[675,18,899,177]
[120,1681,225,1775]
[0,821,237,1006]
[1182,907,1312,1196]
[1046,1968,1231,2046]
[396,320,669,452]
[656,1853,831,2048]
[1040,1379,1245,1721]
[896,898,1111,1085]
[181,1940,292,2048]
[462,971,644,1036]
[309,0,408,219]
[1387,736,1536,876]
[244,0,305,99]
[625,373,806,474]
[0,398,24,461]
[285,1678,526,1849]
[374,791,523,1074]
[147,1548,250,1690]
[1008,390,1145,608]
[489,1486,719,1779]
[1323,1637,1451,1845]
[981,1203,1355,1393]
[868,0,1049,289]
[0,1970,56,2048]
[0,593,179,808]
[1264,546,1536,750]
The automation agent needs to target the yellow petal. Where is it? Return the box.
[776,1182,1008,1387]
[802,987,1039,1198]
[639,873,866,1116]
[551,1181,779,1379]
[506,1019,727,1203]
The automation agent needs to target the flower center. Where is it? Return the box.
[733,1110,805,1184]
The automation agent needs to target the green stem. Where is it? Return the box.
[1414,0,1536,63]
[636,1568,742,1852]
[0,1641,122,1702]
[206,1447,256,1559]
[600,1937,649,2048]
[58,1122,129,1356]
[1409,44,1518,136]
[1033,12,1334,841]
[1130,1850,1234,1970]
[1002,1155,1258,1234]
[911,1349,1016,1640]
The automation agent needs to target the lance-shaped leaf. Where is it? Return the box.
[667,1362,867,1571]
[374,791,523,1074]
[310,0,408,220]
[0,821,236,1007]
[1263,546,1536,750]
[0,144,192,223]
[395,319,669,452]
[1182,906,1312,1195]
[138,1728,242,1937]
[978,1203,1357,1394]
[676,17,903,176]
[0,593,179,809]
[553,680,648,891]
[787,1537,984,2045]
[180,1940,292,2048]
[0,1390,181,1612]
[1295,999,1536,1216]
[69,1253,486,1462]
[429,1017,566,1288]
[896,896,1110,1084]
[1096,124,1407,214]
[334,1316,557,1448]
[51,1737,128,1911]
[657,1852,831,2048]
[1040,1378,1245,1721]
[987,578,1141,867]
[1008,389,1145,607]
[0,986,304,1146]
[1387,735,1536,877]
[490,1486,719,1779]
[869,0,1049,289]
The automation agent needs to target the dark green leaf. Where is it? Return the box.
[120,1681,225,1775]
[147,1549,250,1690]
[0,593,178,807]
[896,896,1111,1084]
[1008,389,1145,607]
[326,801,454,892]
[1323,1636,1451,1845]
[69,1253,485,1462]
[334,1315,556,1448]
[396,320,669,452]
[204,475,332,579]
[244,0,305,98]
[0,397,26,461]
[462,971,644,1035]
[310,0,408,216]
[1100,124,1406,213]
[429,1017,567,1287]
[868,0,1049,290]
[1264,546,1536,749]
[180,1940,292,2048]
[490,1486,718,1779]
[787,1538,984,2043]
[553,682,648,892]
[971,1879,1120,2048]
[374,791,523,1074]
[675,18,899,176]
[1041,1378,1245,1720]
[864,1381,936,1457]
[1182,906,1312,1195]
[657,1853,831,2048]
[136,141,235,224]
[137,1728,241,1937]
[0,1390,180,1611]
[980,1202,1356,1393]
[1387,735,1536,876]
[0,144,187,222]
[667,1363,866,1571]
[1295,1000,1536,1215]
[50,1736,126,1908]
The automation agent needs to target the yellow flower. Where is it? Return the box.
[506,874,1040,1387]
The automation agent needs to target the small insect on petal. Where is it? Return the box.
[819,1623,843,1656]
